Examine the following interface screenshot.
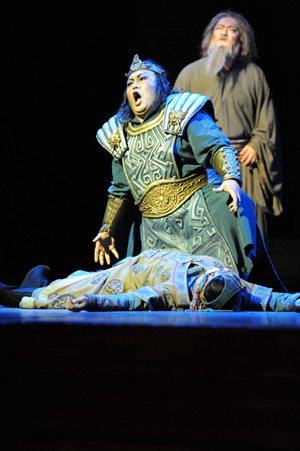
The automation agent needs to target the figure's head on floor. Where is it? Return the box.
[191,268,243,311]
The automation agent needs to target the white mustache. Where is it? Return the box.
[216,36,230,43]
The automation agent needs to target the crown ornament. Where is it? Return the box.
[126,54,165,77]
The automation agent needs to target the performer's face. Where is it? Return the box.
[127,69,157,122]
[210,17,240,49]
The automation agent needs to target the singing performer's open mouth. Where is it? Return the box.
[133,91,142,106]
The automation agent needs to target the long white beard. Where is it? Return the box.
[205,39,240,76]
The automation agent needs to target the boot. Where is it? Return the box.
[19,265,50,288]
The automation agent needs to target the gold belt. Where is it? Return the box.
[136,173,207,218]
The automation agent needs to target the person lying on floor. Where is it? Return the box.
[0,249,299,313]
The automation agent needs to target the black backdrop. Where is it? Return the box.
[1,1,299,284]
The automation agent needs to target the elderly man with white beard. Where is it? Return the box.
[174,11,283,243]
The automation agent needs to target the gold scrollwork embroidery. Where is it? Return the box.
[136,173,207,218]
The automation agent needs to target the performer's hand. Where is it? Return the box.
[93,231,119,266]
[213,180,241,212]
[239,144,257,166]
[66,295,90,312]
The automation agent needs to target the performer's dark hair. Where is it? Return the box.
[204,276,241,310]
[203,276,225,302]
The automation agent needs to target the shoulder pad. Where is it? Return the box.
[96,116,128,159]
[163,92,215,136]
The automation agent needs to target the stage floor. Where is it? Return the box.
[1,307,300,450]
[1,306,300,329]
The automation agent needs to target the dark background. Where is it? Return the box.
[1,1,299,286]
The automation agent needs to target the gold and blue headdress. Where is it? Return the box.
[190,267,244,311]
[126,54,166,78]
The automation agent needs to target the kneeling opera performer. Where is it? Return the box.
[93,54,283,291]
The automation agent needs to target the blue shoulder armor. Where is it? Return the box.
[163,92,215,136]
[96,116,128,159]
